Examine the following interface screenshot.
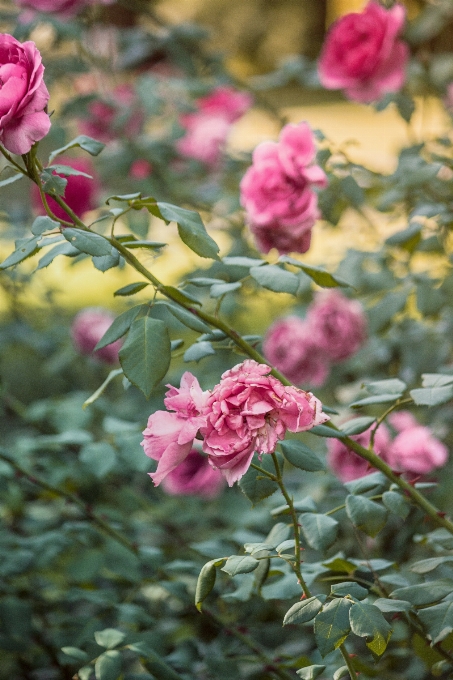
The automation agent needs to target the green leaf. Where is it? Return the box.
[63,228,112,257]
[300,513,339,551]
[95,305,145,351]
[222,555,259,576]
[83,368,124,409]
[410,557,453,574]
[250,264,299,295]
[0,236,40,270]
[340,416,376,436]
[346,496,388,537]
[280,440,325,472]
[421,374,453,388]
[310,424,345,438]
[344,472,387,495]
[49,135,105,163]
[0,172,23,188]
[418,600,453,643]
[391,581,453,606]
[94,628,126,649]
[157,202,220,260]
[350,394,402,408]
[31,216,60,235]
[410,385,453,406]
[41,169,67,196]
[47,164,93,178]
[106,192,142,204]
[373,598,412,613]
[322,558,357,574]
[122,239,167,250]
[119,316,171,398]
[382,491,410,519]
[333,667,349,680]
[386,223,422,250]
[349,601,392,656]
[92,249,120,272]
[163,303,211,333]
[127,642,185,680]
[239,453,279,505]
[195,559,225,611]
[78,667,93,680]
[314,597,353,657]
[364,379,407,395]
[283,595,326,626]
[79,442,117,478]
[223,256,265,267]
[279,256,351,288]
[186,277,224,286]
[183,341,215,363]
[210,281,242,298]
[331,582,368,600]
[296,665,326,680]
[95,650,121,680]
[114,282,149,297]
[61,646,89,661]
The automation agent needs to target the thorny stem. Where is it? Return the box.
[0,449,139,556]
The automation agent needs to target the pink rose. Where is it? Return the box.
[129,159,152,180]
[263,316,329,387]
[161,449,225,499]
[71,307,122,364]
[141,373,209,486]
[327,423,391,482]
[386,426,448,475]
[31,156,99,222]
[201,360,328,486]
[16,0,113,17]
[387,410,418,432]
[197,86,253,122]
[0,34,50,155]
[318,1,409,103]
[306,290,367,362]
[79,84,143,144]
[240,122,327,255]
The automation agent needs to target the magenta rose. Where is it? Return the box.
[327,423,391,483]
[197,86,253,123]
[79,84,143,144]
[386,424,448,476]
[0,34,50,155]
[71,308,122,364]
[141,373,209,486]
[31,156,99,222]
[240,122,327,255]
[161,449,225,499]
[306,290,367,362]
[318,1,409,103]
[201,360,328,486]
[263,316,329,387]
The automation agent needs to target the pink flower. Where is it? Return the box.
[327,423,391,482]
[71,307,122,364]
[79,84,143,144]
[141,373,210,486]
[16,0,113,17]
[240,122,327,255]
[386,425,448,475]
[197,86,253,122]
[31,156,99,222]
[0,34,50,155]
[161,449,225,499]
[129,159,152,180]
[263,316,329,387]
[387,410,418,432]
[306,290,367,362]
[201,360,328,486]
[318,1,409,103]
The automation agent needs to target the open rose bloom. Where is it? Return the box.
[327,423,391,483]
[71,308,122,364]
[142,360,328,488]
[240,122,327,255]
[161,449,225,499]
[318,1,409,103]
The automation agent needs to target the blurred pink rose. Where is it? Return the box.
[263,316,329,387]
[80,84,143,143]
[31,156,99,222]
[318,1,409,103]
[71,308,121,364]
[327,423,391,482]
[177,86,252,166]
[161,449,225,498]
[386,425,448,475]
[306,290,367,362]
[129,159,152,179]
[201,360,328,486]
[240,122,326,255]
[387,410,418,432]
[141,373,210,486]
[443,83,453,113]
[16,0,114,17]
[0,34,51,155]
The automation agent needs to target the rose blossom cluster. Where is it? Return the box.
[176,86,253,166]
[318,1,409,103]
[240,121,327,255]
[328,412,448,483]
[263,290,367,387]
[71,308,122,364]
[79,84,144,144]
[141,360,328,488]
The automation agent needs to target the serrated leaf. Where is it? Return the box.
[49,135,105,163]
[186,277,223,286]
[31,216,60,235]
[283,595,326,626]
[300,513,339,551]
[421,374,453,388]
[61,646,89,661]
[40,169,67,196]
[382,491,410,519]
[119,316,171,397]
[0,172,23,188]
[250,264,299,295]
[276,539,296,553]
[350,394,402,408]
[391,581,453,606]
[63,228,112,257]
[195,559,223,611]
[410,385,453,406]
[114,282,149,297]
[92,248,120,272]
[183,341,215,363]
[163,303,211,333]
[94,628,126,649]
[418,600,453,643]
[310,424,345,438]
[344,472,387,495]
[279,256,351,288]
[296,665,326,680]
[239,453,279,505]
[349,602,392,656]
[280,440,325,472]
[364,379,407,395]
[222,555,259,576]
[340,417,376,436]
[0,236,40,270]
[314,598,352,657]
[333,667,349,680]
[322,558,357,574]
[223,256,265,267]
[346,496,388,537]
[373,598,412,613]
[47,164,93,178]
[410,557,453,574]
[95,306,145,351]
[331,582,368,600]
[156,202,220,260]
[95,650,121,680]
[210,281,242,298]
